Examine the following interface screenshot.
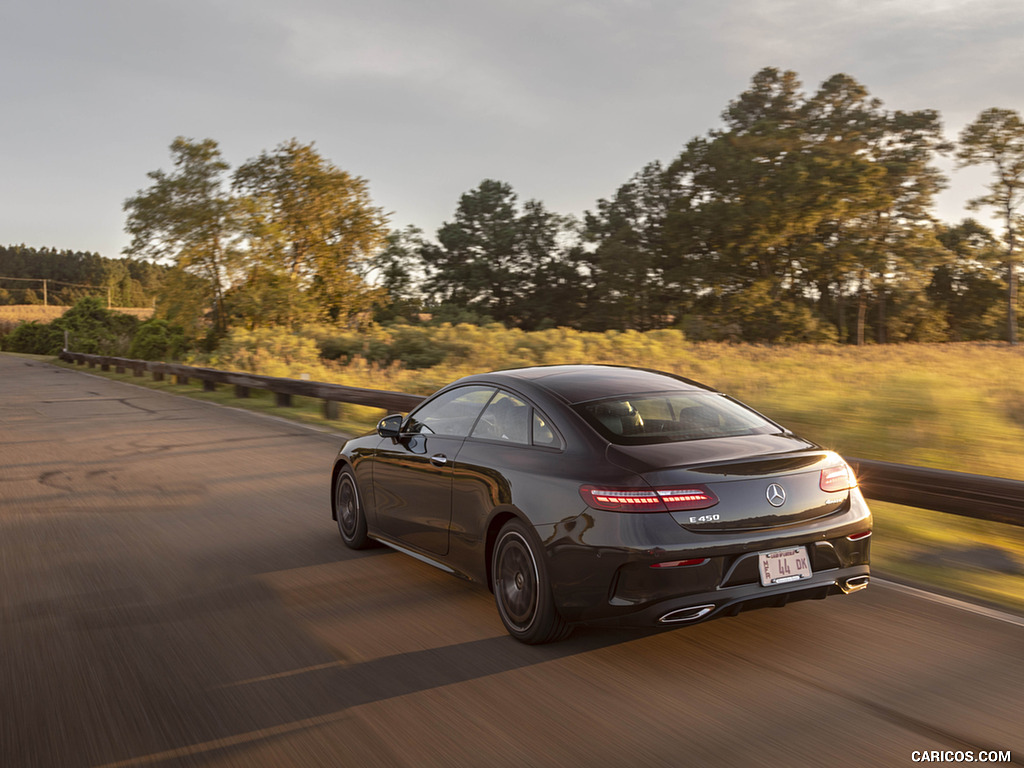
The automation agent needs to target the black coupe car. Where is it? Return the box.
[331,365,871,644]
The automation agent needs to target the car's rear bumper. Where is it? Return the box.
[542,490,872,625]
[578,563,870,628]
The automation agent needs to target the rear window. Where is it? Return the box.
[576,392,780,444]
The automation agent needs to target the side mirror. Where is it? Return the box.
[377,414,403,438]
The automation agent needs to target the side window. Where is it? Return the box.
[532,411,560,448]
[471,391,530,444]
[405,386,495,437]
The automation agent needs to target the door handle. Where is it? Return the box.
[430,454,448,466]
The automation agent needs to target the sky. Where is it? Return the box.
[2,0,1022,260]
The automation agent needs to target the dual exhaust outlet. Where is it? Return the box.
[657,575,870,624]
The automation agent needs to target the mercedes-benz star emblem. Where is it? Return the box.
[766,483,787,507]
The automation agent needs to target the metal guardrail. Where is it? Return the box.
[58,351,425,416]
[847,458,1024,527]
[60,351,1024,527]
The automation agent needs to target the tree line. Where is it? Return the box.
[0,245,164,307]
[378,70,1023,345]
[92,68,1024,347]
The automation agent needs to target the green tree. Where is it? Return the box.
[581,162,676,331]
[370,226,428,324]
[928,219,1005,339]
[422,180,579,328]
[123,137,237,332]
[128,318,186,360]
[154,266,215,342]
[232,139,389,326]
[957,108,1024,344]
[663,68,948,343]
[514,200,582,330]
[422,180,521,323]
[665,70,877,340]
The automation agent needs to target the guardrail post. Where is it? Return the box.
[275,392,292,407]
[203,379,216,392]
[132,364,143,377]
[101,362,110,372]
[323,400,339,420]
[115,363,126,374]
[152,371,164,382]
[175,374,189,385]
[234,385,250,398]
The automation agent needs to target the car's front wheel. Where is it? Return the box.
[492,519,572,644]
[335,468,371,549]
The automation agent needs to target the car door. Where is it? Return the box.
[446,390,573,569]
[371,385,495,556]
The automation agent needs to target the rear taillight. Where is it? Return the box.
[846,530,872,541]
[820,464,857,492]
[580,485,719,513]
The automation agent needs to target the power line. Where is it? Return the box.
[0,275,104,290]
[0,275,111,307]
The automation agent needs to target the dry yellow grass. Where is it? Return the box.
[0,304,154,323]
[0,305,67,323]
[202,326,1024,481]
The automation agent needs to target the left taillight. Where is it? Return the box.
[580,485,719,513]
[820,463,857,492]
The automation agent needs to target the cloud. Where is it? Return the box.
[1,0,1021,254]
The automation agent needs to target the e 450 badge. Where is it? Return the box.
[688,514,721,523]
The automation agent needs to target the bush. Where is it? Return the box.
[56,297,140,355]
[0,297,146,356]
[198,327,326,378]
[128,319,186,360]
[2,321,65,354]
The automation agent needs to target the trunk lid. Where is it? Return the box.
[606,436,851,531]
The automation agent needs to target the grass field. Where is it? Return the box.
[224,331,1024,479]
[0,304,154,326]
[25,337,1024,617]
[871,500,1024,615]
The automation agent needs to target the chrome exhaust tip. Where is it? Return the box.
[659,604,715,624]
[841,575,870,594]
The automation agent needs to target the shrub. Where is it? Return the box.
[55,297,140,355]
[128,319,186,360]
[199,327,326,378]
[2,321,65,354]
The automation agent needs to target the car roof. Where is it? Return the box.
[465,365,715,405]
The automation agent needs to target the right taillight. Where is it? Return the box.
[820,464,857,492]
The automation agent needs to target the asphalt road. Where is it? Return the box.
[2,354,1021,768]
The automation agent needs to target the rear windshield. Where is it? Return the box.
[576,392,780,445]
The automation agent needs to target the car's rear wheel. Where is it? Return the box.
[492,519,572,644]
[335,468,370,549]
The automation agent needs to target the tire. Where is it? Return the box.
[335,468,371,549]
[492,519,572,644]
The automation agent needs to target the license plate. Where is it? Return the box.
[759,546,811,586]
